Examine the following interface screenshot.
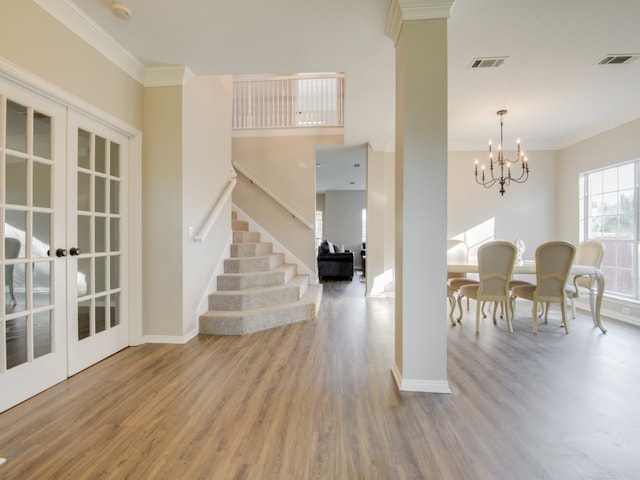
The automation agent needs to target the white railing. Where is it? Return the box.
[232,162,313,230]
[232,73,345,130]
[191,170,237,242]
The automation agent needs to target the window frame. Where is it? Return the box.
[580,160,639,300]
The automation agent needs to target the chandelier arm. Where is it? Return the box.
[508,168,529,183]
[508,175,529,184]
[475,176,499,188]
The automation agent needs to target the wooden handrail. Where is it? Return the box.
[232,162,313,230]
[192,171,237,242]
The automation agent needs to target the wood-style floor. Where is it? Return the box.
[1,274,639,479]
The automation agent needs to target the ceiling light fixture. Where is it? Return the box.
[111,2,132,21]
[474,110,529,196]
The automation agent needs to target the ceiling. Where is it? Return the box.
[62,0,640,186]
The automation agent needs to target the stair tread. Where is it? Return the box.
[227,252,282,259]
[219,264,294,277]
[212,279,304,296]
[202,298,314,317]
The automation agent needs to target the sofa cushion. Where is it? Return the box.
[319,240,337,254]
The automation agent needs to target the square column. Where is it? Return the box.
[392,18,450,392]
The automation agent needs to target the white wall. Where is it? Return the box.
[142,75,234,340]
[182,75,233,337]
[448,150,558,261]
[142,86,184,338]
[323,190,366,268]
[0,1,143,129]
[366,146,395,296]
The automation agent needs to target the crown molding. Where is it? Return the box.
[399,0,455,20]
[33,0,146,84]
[144,66,195,88]
[386,0,456,43]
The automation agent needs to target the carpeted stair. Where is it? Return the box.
[199,213,322,335]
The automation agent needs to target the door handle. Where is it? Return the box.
[69,247,81,256]
[56,248,67,257]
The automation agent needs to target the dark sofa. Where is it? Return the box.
[317,240,354,280]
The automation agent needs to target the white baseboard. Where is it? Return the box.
[143,328,198,345]
[391,363,452,393]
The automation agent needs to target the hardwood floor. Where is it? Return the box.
[1,274,639,479]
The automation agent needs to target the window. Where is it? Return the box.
[580,161,637,298]
[315,210,323,248]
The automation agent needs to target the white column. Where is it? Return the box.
[390,5,452,392]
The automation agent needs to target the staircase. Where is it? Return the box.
[199,212,322,335]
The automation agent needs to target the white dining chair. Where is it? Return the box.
[447,239,478,325]
[511,241,576,333]
[565,240,604,319]
[458,241,517,333]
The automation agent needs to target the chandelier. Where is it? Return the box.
[474,110,529,196]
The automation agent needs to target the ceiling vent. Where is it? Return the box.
[598,54,639,65]
[469,57,507,69]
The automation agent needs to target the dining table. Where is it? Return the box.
[447,260,607,333]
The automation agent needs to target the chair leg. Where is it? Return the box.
[448,291,457,326]
[561,301,569,334]
[505,300,514,333]
[544,302,551,324]
[570,298,576,319]
[589,291,596,320]
[457,294,465,322]
[532,301,538,333]
[475,300,482,333]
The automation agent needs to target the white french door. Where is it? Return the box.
[1,81,130,412]
[66,113,128,376]
[1,83,67,412]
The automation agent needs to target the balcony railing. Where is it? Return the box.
[232,73,344,130]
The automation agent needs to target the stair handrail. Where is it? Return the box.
[192,170,238,242]
[232,161,314,230]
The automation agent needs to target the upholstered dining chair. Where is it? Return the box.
[565,240,604,319]
[5,237,21,306]
[511,241,576,334]
[457,241,517,333]
[447,239,477,325]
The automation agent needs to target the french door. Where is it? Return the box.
[66,113,128,376]
[1,82,129,412]
[1,84,67,412]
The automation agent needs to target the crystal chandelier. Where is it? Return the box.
[474,110,529,196]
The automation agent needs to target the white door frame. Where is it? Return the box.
[0,58,143,346]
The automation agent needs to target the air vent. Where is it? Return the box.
[470,57,507,69]
[599,54,639,65]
